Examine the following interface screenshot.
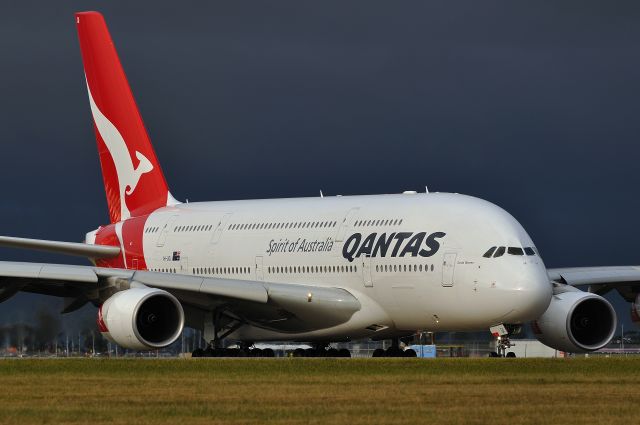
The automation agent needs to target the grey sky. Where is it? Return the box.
[1,1,639,331]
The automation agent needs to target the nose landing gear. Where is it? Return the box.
[489,324,521,357]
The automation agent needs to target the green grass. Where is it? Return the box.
[0,358,637,424]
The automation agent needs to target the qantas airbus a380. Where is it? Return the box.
[0,11,638,357]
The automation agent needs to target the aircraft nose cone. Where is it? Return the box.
[513,271,553,320]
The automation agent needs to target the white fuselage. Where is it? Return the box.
[132,192,552,342]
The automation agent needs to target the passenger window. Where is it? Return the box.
[494,247,506,257]
[508,247,524,255]
[524,247,536,256]
[483,247,497,258]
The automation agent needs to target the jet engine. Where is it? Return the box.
[98,286,184,350]
[531,289,616,353]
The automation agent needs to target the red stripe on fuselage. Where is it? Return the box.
[94,214,149,270]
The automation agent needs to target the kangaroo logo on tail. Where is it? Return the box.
[86,80,154,221]
[77,11,174,224]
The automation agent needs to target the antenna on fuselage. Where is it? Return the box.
[425,186,429,193]
[319,190,324,198]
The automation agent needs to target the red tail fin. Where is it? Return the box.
[76,11,177,223]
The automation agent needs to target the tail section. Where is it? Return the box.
[76,11,177,223]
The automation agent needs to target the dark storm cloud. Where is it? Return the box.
[1,1,639,326]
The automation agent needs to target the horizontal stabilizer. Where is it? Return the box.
[0,236,120,259]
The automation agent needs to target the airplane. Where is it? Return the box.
[1,10,638,358]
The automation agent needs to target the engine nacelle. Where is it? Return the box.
[98,286,184,350]
[632,295,640,325]
[531,290,616,353]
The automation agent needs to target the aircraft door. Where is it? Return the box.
[178,257,189,274]
[442,252,457,287]
[336,208,359,242]
[255,256,264,281]
[362,255,373,287]
[156,215,178,247]
[210,213,232,245]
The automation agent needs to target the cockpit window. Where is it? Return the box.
[486,246,536,258]
[483,247,497,258]
[507,247,524,255]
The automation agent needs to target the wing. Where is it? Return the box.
[0,235,120,258]
[548,266,640,301]
[0,260,361,333]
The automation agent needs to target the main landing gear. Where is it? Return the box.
[192,345,274,358]
[372,338,417,358]
[291,344,351,358]
[191,307,273,358]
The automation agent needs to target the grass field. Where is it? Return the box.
[0,358,638,425]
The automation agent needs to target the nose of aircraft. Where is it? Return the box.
[509,264,553,321]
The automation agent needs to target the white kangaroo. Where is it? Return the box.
[86,80,153,221]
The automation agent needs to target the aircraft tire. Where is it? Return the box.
[262,348,275,357]
[338,348,351,358]
[326,348,338,357]
[404,348,417,357]
[372,348,385,358]
[386,347,403,358]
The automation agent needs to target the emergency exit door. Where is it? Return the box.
[362,256,373,287]
[442,252,457,287]
[255,256,264,281]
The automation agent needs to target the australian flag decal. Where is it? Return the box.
[172,251,181,261]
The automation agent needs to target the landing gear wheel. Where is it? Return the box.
[204,347,215,357]
[327,348,339,357]
[488,351,500,358]
[404,348,417,357]
[192,348,204,358]
[251,348,263,357]
[338,348,351,358]
[506,352,516,358]
[293,348,306,357]
[262,348,275,358]
[385,347,403,358]
[372,348,385,358]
